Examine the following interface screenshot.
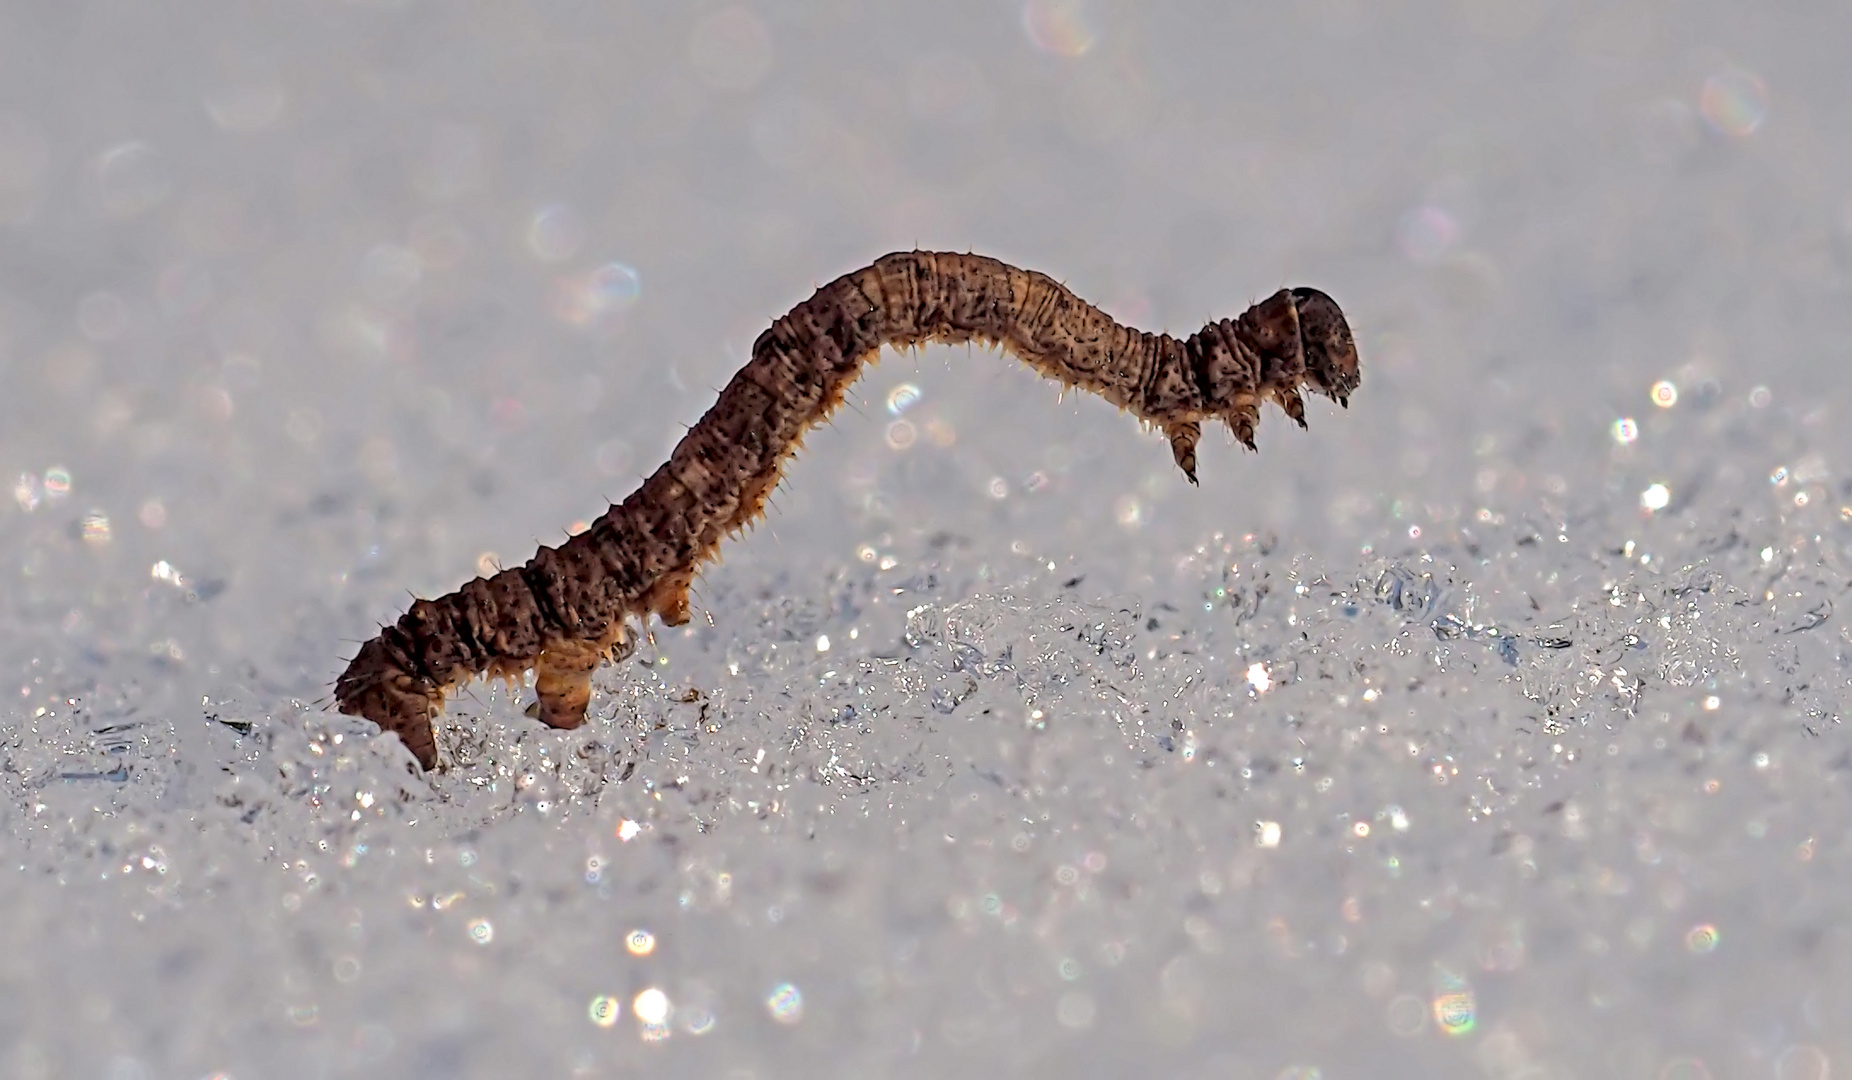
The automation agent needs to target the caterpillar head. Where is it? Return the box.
[1291,287,1360,406]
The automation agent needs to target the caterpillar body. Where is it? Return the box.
[336,251,1361,769]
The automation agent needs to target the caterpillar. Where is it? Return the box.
[336,251,1360,769]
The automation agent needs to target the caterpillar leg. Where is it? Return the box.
[643,564,696,626]
[1162,421,1201,485]
[1273,385,1309,429]
[528,622,638,729]
[1225,397,1261,451]
[531,638,604,729]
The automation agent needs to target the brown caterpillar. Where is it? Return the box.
[336,251,1360,769]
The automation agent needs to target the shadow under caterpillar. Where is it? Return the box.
[336,251,1361,769]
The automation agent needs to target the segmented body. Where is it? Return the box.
[335,251,1361,769]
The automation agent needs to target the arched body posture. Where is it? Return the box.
[336,251,1361,768]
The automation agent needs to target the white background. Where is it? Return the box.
[2,2,1849,1077]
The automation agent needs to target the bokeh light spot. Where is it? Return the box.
[1775,1045,1831,1080]
[1397,205,1459,262]
[1022,0,1099,57]
[1659,1058,1714,1080]
[633,987,671,1025]
[93,141,171,218]
[1685,923,1720,953]
[765,982,803,1023]
[1700,69,1768,137]
[886,383,922,415]
[1432,990,1475,1035]
[528,205,584,262]
[1055,990,1095,1028]
[553,262,641,330]
[588,995,620,1027]
[81,511,112,546]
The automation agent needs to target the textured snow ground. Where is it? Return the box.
[5,3,1852,1078]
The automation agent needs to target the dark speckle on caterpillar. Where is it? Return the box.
[336,250,1361,769]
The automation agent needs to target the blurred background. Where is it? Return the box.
[3,2,1851,1078]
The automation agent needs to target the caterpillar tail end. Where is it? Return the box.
[335,637,443,770]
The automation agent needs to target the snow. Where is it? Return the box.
[4,2,1851,1077]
